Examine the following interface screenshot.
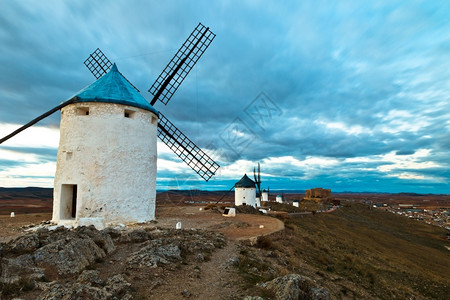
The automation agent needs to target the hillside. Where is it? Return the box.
[1,202,449,299]
[249,203,450,299]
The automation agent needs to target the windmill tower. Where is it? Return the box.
[234,174,256,207]
[262,189,269,202]
[0,23,220,229]
[53,64,159,228]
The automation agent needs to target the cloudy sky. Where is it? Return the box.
[0,1,449,193]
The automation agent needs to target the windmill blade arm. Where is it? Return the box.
[0,99,75,144]
[149,23,216,106]
[84,48,140,92]
[84,48,113,79]
[157,112,219,181]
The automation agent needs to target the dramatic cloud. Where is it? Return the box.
[0,0,449,193]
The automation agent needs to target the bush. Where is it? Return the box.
[255,235,275,250]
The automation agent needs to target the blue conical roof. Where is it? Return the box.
[235,174,256,188]
[70,64,158,115]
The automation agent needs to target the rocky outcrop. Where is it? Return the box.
[38,272,132,300]
[262,274,330,300]
[0,226,115,285]
[34,238,106,275]
[127,242,181,268]
[1,225,226,299]
[6,233,39,253]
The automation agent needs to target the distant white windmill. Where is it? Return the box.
[234,174,257,207]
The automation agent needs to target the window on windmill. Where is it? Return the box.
[77,107,89,116]
[124,109,136,119]
[66,152,73,160]
[151,116,157,124]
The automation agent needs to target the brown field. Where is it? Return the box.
[2,188,447,216]
[1,188,449,299]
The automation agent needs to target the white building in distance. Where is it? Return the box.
[276,195,283,203]
[234,174,256,207]
[52,64,159,229]
[262,189,268,202]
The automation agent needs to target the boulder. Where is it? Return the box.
[39,282,112,300]
[7,234,39,253]
[77,270,103,286]
[1,254,38,284]
[34,238,105,275]
[104,274,131,296]
[264,274,330,300]
[75,226,116,254]
[127,242,181,268]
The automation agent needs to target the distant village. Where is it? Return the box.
[381,204,449,229]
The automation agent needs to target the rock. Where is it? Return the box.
[195,253,205,262]
[227,256,240,266]
[1,254,38,284]
[310,287,330,300]
[34,238,105,275]
[102,227,122,239]
[105,274,131,296]
[75,225,116,254]
[38,283,72,300]
[181,288,192,297]
[121,293,133,300]
[39,282,113,300]
[15,234,40,250]
[119,229,151,243]
[7,234,40,254]
[77,270,103,286]
[243,297,264,300]
[127,242,181,268]
[264,274,330,300]
[0,242,5,257]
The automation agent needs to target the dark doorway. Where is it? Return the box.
[71,185,77,218]
[61,184,77,219]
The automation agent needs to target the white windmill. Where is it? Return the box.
[0,23,219,229]
[234,174,257,207]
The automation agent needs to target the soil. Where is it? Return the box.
[0,213,52,243]
[1,205,284,299]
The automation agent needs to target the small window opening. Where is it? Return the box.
[77,107,89,116]
[124,109,135,118]
[66,152,73,160]
[151,116,157,124]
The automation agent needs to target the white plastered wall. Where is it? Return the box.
[235,187,256,207]
[262,191,268,202]
[52,102,158,228]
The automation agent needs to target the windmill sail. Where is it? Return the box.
[84,48,140,92]
[158,112,219,181]
[83,23,220,182]
[149,23,215,106]
[253,162,262,197]
[0,99,76,144]
[83,48,113,79]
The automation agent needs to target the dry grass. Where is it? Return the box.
[272,203,450,299]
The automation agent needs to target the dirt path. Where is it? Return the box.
[144,206,284,299]
[149,242,243,299]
